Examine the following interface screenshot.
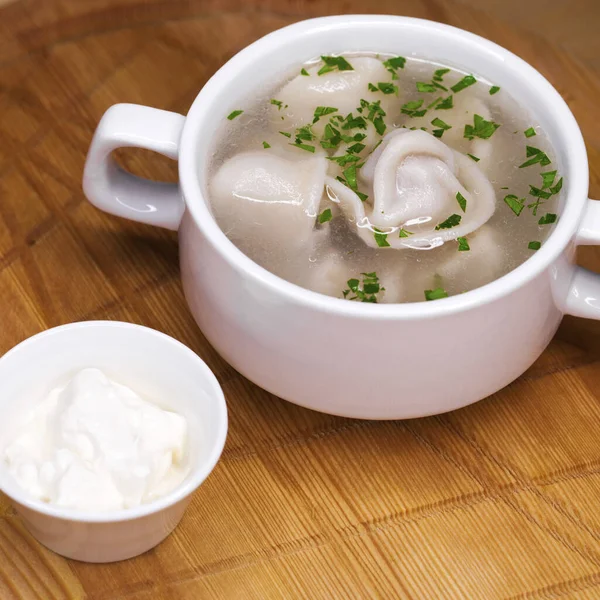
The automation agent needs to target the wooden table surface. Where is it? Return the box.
[1,0,600,598]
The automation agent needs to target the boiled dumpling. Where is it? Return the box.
[210,150,327,253]
[326,129,496,249]
[273,57,400,149]
[307,252,405,303]
[404,95,493,168]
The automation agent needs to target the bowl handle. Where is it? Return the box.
[565,199,600,318]
[83,103,186,231]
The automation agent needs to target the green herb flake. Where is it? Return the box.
[343,272,383,303]
[540,170,557,189]
[374,228,391,248]
[503,194,525,216]
[431,117,452,138]
[318,208,333,224]
[368,82,378,92]
[270,99,284,110]
[401,99,426,117]
[433,68,450,80]
[356,191,369,202]
[398,228,413,238]
[550,177,563,195]
[343,164,359,190]
[373,116,386,135]
[383,56,406,70]
[435,214,462,230]
[456,191,467,213]
[529,185,553,199]
[457,237,470,251]
[326,153,360,167]
[294,124,315,142]
[519,146,551,168]
[527,200,544,216]
[262,141,271,148]
[378,82,398,95]
[528,241,541,250]
[464,114,500,140]
[318,55,354,76]
[451,74,477,93]
[489,85,500,95]
[227,110,243,120]
[425,287,449,301]
[313,106,338,123]
[347,142,366,154]
[467,154,480,162]
[436,96,454,110]
[300,68,309,76]
[417,82,437,93]
[538,213,557,225]
[342,114,367,130]
[524,127,536,138]
[290,142,316,153]
[279,131,292,138]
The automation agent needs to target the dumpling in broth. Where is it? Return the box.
[210,150,327,253]
[273,57,400,149]
[326,129,496,249]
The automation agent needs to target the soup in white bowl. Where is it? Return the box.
[209,53,563,303]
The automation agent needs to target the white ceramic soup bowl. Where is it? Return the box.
[83,15,600,420]
[0,322,227,562]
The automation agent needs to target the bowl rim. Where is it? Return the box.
[179,14,589,319]
[0,320,228,523]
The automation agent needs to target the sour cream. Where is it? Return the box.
[3,368,188,511]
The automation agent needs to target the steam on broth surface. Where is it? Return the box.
[208,53,562,303]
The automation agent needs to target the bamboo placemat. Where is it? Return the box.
[1,0,600,598]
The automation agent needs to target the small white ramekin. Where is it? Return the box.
[0,321,228,563]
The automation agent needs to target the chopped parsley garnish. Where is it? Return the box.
[383,56,406,79]
[433,68,450,81]
[377,82,398,95]
[529,185,553,199]
[374,228,391,247]
[541,170,557,189]
[318,208,333,224]
[374,116,386,135]
[427,97,443,109]
[344,164,359,190]
[456,191,467,213]
[425,287,449,301]
[295,124,316,141]
[538,213,557,225]
[489,86,500,95]
[435,214,462,230]
[528,241,541,250]
[262,141,271,148]
[320,123,341,148]
[504,194,525,216]
[398,228,413,238]
[270,99,286,110]
[357,99,387,135]
[347,142,366,154]
[368,83,378,92]
[401,99,427,118]
[342,114,367,130]
[290,142,316,153]
[279,131,292,138]
[524,127,536,138]
[433,81,448,91]
[457,237,470,251]
[318,55,354,76]
[313,106,338,123]
[464,114,500,140]
[417,82,437,93]
[301,68,309,76]
[343,272,384,302]
[227,110,243,120]
[326,153,361,166]
[431,117,452,138]
[519,146,551,168]
[550,177,563,195]
[467,154,480,162]
[451,75,477,93]
[436,96,454,110]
